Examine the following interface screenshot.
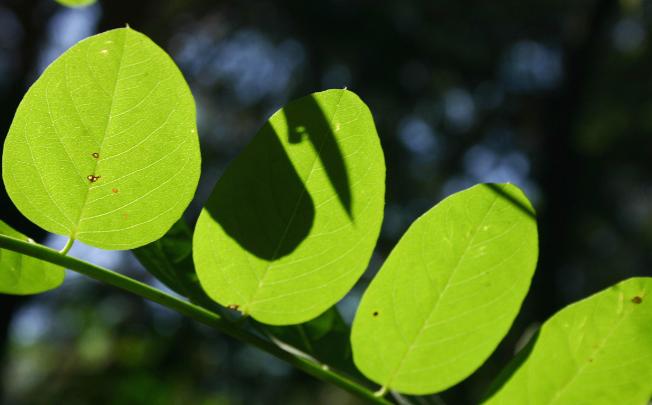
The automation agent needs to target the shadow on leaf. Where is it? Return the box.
[204,122,315,260]
[483,183,536,219]
[284,95,353,218]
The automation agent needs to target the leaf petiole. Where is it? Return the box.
[59,237,75,255]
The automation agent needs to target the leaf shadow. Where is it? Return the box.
[204,122,315,260]
[483,183,536,219]
[284,95,353,219]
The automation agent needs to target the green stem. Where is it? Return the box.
[0,234,391,405]
[59,237,74,255]
[375,385,388,397]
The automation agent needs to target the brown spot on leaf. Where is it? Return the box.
[112,188,119,193]
[87,175,100,183]
[122,213,129,219]
[91,152,99,159]
[373,311,379,317]
[631,296,643,304]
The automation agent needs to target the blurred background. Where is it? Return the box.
[1,0,651,403]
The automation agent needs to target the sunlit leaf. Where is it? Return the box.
[0,221,64,295]
[193,89,385,325]
[55,0,96,7]
[2,28,201,250]
[351,183,538,394]
[483,277,652,405]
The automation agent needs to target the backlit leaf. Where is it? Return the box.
[0,220,64,295]
[484,277,652,405]
[55,0,96,7]
[351,183,538,394]
[193,89,385,325]
[2,28,201,250]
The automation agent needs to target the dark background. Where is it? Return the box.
[1,0,651,404]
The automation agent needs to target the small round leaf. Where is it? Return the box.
[2,28,201,250]
[484,277,652,405]
[351,183,538,394]
[193,89,385,325]
[0,221,64,295]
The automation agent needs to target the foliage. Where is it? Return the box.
[54,0,97,7]
[484,277,652,405]
[0,28,650,404]
[0,221,64,294]
[194,89,385,325]
[351,183,538,394]
[2,28,200,250]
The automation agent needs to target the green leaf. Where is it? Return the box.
[351,183,538,394]
[2,28,201,250]
[193,89,385,325]
[483,277,652,405]
[0,221,65,295]
[55,0,96,7]
[132,219,215,307]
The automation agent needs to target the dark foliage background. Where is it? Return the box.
[0,0,651,404]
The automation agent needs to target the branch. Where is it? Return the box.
[0,233,392,405]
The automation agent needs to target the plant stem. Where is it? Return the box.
[0,234,392,405]
[375,386,389,397]
[59,237,74,255]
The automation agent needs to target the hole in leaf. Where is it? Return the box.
[87,175,100,183]
[91,152,99,159]
[227,304,240,311]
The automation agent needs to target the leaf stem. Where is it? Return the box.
[59,237,75,255]
[0,234,392,405]
[375,385,389,397]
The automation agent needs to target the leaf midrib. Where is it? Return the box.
[72,29,128,237]
[246,91,346,308]
[383,192,501,390]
